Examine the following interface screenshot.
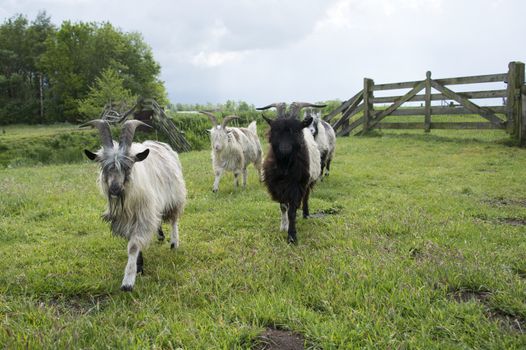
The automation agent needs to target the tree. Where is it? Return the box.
[40,21,168,122]
[77,67,137,121]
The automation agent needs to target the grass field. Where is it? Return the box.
[1,127,526,348]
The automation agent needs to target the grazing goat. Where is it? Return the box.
[83,120,186,291]
[305,109,336,179]
[257,102,325,243]
[200,111,263,192]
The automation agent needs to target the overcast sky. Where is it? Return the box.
[1,0,524,105]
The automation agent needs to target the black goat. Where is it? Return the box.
[258,102,324,243]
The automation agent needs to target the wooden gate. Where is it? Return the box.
[325,61,525,146]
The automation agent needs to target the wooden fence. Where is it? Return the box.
[325,61,526,146]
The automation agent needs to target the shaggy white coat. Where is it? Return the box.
[308,113,336,177]
[210,121,262,192]
[95,141,186,289]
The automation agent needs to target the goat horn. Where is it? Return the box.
[119,120,151,152]
[289,102,327,119]
[199,111,218,127]
[79,119,113,149]
[221,115,239,129]
[256,102,287,118]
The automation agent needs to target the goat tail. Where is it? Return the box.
[248,121,257,134]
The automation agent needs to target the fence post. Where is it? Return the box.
[507,61,525,145]
[424,71,432,133]
[362,78,374,134]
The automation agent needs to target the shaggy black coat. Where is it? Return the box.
[263,116,314,243]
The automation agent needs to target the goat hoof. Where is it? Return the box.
[287,236,298,245]
[303,214,310,219]
[120,285,133,292]
[212,189,218,193]
[170,242,178,250]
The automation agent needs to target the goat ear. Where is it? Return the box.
[301,116,313,128]
[84,149,98,161]
[134,148,150,162]
[262,115,273,125]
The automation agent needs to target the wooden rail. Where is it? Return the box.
[324,61,525,146]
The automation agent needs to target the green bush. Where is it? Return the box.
[0,113,270,167]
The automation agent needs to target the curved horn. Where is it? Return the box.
[289,102,327,119]
[256,102,287,118]
[79,119,113,149]
[199,111,218,127]
[221,115,239,129]
[119,120,151,152]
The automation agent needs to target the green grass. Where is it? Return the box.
[1,129,526,348]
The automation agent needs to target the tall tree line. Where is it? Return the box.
[0,12,167,124]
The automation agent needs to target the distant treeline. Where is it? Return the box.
[0,12,167,125]
[168,100,342,118]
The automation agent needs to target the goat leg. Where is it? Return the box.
[136,251,144,274]
[157,226,165,242]
[302,188,311,219]
[280,203,289,231]
[287,203,298,244]
[170,219,180,250]
[213,168,224,192]
[121,239,140,292]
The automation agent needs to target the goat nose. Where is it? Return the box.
[279,143,292,154]
[109,184,121,196]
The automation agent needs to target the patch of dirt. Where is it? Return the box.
[448,288,526,334]
[308,212,329,219]
[487,309,526,334]
[512,267,526,279]
[409,241,464,266]
[448,289,491,303]
[253,328,305,350]
[37,293,111,316]
[309,205,343,219]
[498,218,526,226]
[484,198,526,208]
[473,214,526,226]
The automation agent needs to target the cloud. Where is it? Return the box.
[1,0,524,104]
[191,50,251,68]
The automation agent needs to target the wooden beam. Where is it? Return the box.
[338,116,365,136]
[371,89,508,104]
[377,122,504,130]
[324,90,363,122]
[507,62,525,145]
[387,106,507,116]
[332,104,364,131]
[373,80,422,91]
[435,73,507,85]
[368,81,426,129]
[430,80,505,127]
[362,78,374,134]
[424,71,431,132]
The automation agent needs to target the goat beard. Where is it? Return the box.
[101,192,125,223]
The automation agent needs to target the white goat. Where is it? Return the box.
[306,110,336,178]
[83,120,186,292]
[200,111,263,192]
